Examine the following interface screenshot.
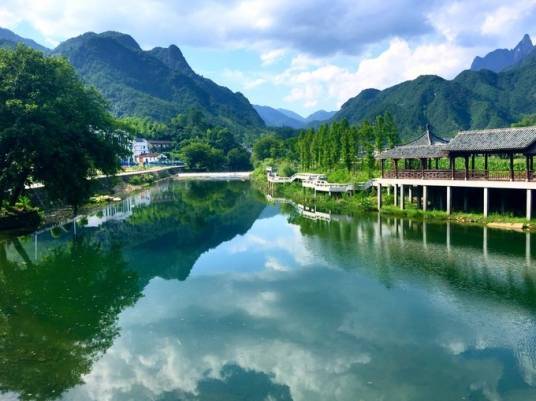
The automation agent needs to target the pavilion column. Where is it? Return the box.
[483,187,489,218]
[484,154,489,179]
[527,189,532,221]
[394,184,398,206]
[435,158,439,169]
[446,186,452,215]
[408,186,413,204]
[394,159,399,179]
[527,155,531,181]
[450,157,455,180]
[464,156,469,180]
[471,154,475,177]
[400,184,405,210]
[510,153,514,181]
[422,186,428,211]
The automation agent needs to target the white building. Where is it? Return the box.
[132,138,149,158]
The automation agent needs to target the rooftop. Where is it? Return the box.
[377,128,449,160]
[447,126,536,153]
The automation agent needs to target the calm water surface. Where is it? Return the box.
[1,180,536,401]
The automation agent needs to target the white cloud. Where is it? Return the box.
[2,0,536,112]
[273,38,474,110]
[260,48,286,65]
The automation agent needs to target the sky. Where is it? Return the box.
[1,0,536,116]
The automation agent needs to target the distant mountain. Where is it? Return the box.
[253,105,304,129]
[0,27,49,52]
[334,53,536,140]
[52,31,264,136]
[254,105,336,128]
[277,108,306,123]
[305,110,337,124]
[471,34,534,73]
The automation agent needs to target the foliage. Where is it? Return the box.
[293,115,395,177]
[333,56,536,140]
[128,174,156,186]
[227,147,252,171]
[278,161,297,177]
[512,114,536,127]
[0,45,130,215]
[52,31,265,140]
[252,134,286,162]
[117,116,168,139]
[179,141,225,171]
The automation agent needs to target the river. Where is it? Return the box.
[1,180,535,401]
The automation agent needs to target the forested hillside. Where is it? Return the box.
[334,47,536,141]
[53,31,264,138]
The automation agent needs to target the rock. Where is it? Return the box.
[486,222,526,232]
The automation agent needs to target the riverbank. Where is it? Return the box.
[254,167,536,231]
[27,167,182,230]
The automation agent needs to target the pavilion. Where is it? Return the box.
[375,126,536,219]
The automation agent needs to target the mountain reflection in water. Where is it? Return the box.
[1,181,536,401]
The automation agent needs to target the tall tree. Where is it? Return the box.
[383,112,399,149]
[0,45,130,215]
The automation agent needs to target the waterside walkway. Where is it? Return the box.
[267,171,371,194]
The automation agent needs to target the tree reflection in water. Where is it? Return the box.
[0,239,141,401]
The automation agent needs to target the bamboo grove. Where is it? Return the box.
[296,112,398,173]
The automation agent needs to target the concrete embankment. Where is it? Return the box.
[175,172,251,181]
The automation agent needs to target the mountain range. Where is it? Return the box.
[0,27,49,52]
[471,34,534,73]
[52,31,264,135]
[2,27,536,141]
[0,28,264,137]
[253,105,336,128]
[333,34,536,139]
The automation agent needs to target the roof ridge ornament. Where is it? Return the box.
[425,124,432,145]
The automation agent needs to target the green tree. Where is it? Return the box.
[227,148,252,171]
[383,112,399,148]
[252,134,285,162]
[117,116,168,139]
[512,114,536,128]
[179,141,225,171]
[0,45,130,215]
[359,121,375,176]
[373,114,385,152]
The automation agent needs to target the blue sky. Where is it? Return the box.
[1,0,536,116]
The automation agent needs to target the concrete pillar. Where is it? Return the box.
[387,186,391,196]
[483,187,489,218]
[527,189,532,221]
[446,186,452,215]
[408,186,413,204]
[377,184,382,211]
[394,184,398,206]
[399,184,405,210]
[422,186,428,211]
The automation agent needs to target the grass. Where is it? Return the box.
[380,203,533,226]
